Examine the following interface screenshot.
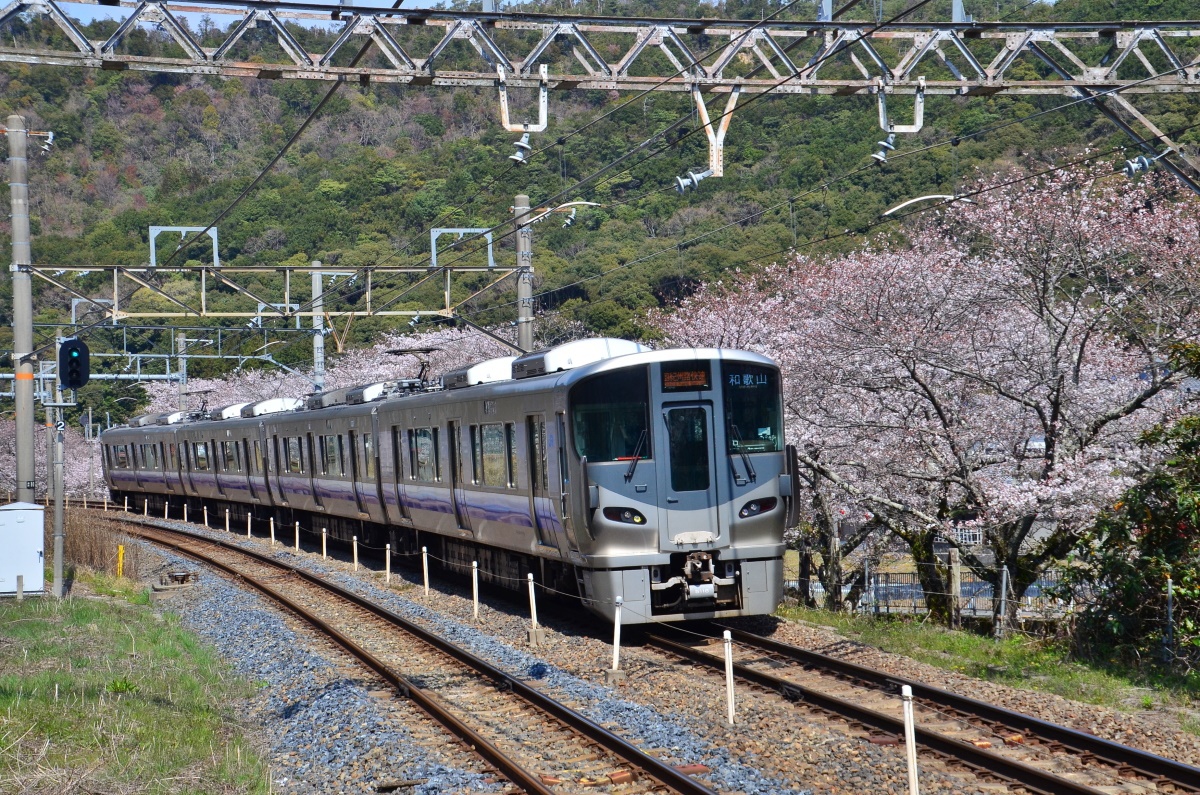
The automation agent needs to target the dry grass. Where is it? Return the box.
[43,510,145,581]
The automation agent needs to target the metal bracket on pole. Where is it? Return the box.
[498,64,549,133]
[693,85,741,178]
[149,226,219,269]
[877,75,925,133]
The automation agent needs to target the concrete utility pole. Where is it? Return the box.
[177,331,187,411]
[514,194,534,352]
[52,391,64,599]
[9,115,34,504]
[312,260,325,391]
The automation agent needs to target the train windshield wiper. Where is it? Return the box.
[624,429,647,482]
[729,424,757,484]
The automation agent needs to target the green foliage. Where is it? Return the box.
[0,0,1192,400]
[1058,345,1200,677]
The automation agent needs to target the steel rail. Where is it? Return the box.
[116,517,719,795]
[128,524,560,795]
[646,630,1120,795]
[713,624,1200,792]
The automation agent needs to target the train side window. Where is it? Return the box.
[411,427,439,482]
[322,434,341,476]
[363,434,375,479]
[167,443,178,470]
[479,423,506,488]
[194,442,210,471]
[287,437,303,474]
[222,441,238,472]
[115,445,129,468]
[254,440,263,474]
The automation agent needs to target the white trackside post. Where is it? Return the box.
[472,561,480,620]
[353,536,358,571]
[123,496,127,512]
[183,503,187,523]
[104,496,108,512]
[322,528,327,560]
[143,498,147,516]
[724,630,736,726]
[294,521,300,551]
[902,685,920,795]
[225,508,230,532]
[203,505,208,526]
[247,514,252,537]
[164,501,169,519]
[385,544,391,584]
[422,546,429,598]
[528,573,539,629]
[612,597,624,673]
[270,517,275,546]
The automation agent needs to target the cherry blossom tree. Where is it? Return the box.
[653,163,1200,623]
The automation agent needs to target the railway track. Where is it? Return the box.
[112,515,719,795]
[645,623,1200,795]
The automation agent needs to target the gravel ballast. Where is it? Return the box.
[135,517,1200,794]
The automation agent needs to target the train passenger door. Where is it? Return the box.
[307,433,323,508]
[269,434,287,505]
[527,415,558,550]
[243,439,260,502]
[555,412,584,553]
[389,425,410,522]
[448,420,471,532]
[348,430,366,515]
[658,403,721,544]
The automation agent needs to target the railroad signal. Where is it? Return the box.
[58,338,89,390]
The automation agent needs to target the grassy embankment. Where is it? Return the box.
[0,512,269,794]
[780,553,1200,732]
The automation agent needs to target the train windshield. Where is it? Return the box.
[570,367,651,461]
[722,362,782,453]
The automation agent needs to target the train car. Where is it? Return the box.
[101,338,787,623]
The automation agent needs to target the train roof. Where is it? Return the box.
[100,339,776,436]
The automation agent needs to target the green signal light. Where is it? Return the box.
[70,350,79,358]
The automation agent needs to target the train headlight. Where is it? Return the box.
[738,497,777,518]
[603,507,647,524]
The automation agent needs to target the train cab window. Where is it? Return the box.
[194,442,210,471]
[362,435,375,480]
[721,363,783,453]
[569,367,651,462]
[471,423,508,487]
[410,427,439,482]
[287,437,304,474]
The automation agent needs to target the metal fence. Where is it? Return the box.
[787,567,1066,617]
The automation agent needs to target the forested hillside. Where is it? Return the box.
[0,0,1197,427]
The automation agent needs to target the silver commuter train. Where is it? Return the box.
[101,338,787,623]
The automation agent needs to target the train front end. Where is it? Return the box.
[568,349,786,623]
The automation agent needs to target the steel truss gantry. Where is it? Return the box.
[2,0,1199,183]
[31,260,517,324]
[1,0,1197,97]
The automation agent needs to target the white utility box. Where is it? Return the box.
[0,502,45,595]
